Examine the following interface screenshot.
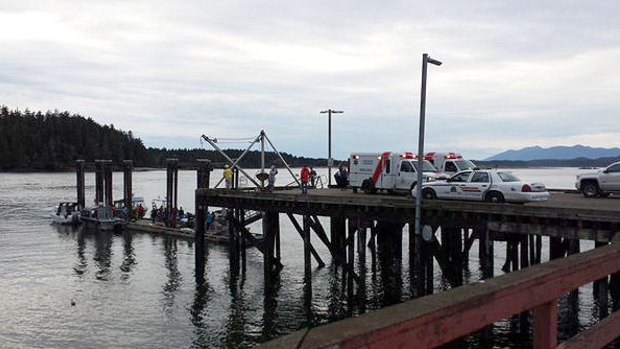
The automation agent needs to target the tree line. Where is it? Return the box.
[0,106,328,171]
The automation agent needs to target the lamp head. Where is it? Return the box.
[427,57,442,66]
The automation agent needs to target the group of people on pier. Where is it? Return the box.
[221,163,348,193]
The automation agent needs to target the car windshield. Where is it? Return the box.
[497,172,521,182]
[449,171,472,182]
[455,160,476,170]
[413,160,438,172]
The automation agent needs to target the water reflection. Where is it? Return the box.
[376,229,403,306]
[190,282,211,349]
[120,231,137,280]
[302,274,313,326]
[52,224,89,277]
[189,243,212,349]
[224,269,249,348]
[75,226,88,277]
[326,264,347,322]
[162,237,181,312]
[260,275,281,342]
[92,229,113,281]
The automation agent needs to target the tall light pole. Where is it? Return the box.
[415,53,442,239]
[320,109,343,186]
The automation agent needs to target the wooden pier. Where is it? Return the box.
[195,184,620,348]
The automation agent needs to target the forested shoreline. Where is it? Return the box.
[2,106,617,172]
[0,106,327,171]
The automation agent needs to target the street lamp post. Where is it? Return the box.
[320,109,343,186]
[415,53,442,239]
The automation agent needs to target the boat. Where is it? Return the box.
[80,205,126,231]
[113,194,147,221]
[50,202,81,225]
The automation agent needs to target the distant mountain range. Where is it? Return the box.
[484,145,620,161]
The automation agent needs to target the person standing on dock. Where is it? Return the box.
[310,167,317,188]
[300,164,311,194]
[268,165,278,190]
[223,165,233,189]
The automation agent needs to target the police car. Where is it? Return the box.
[411,169,550,203]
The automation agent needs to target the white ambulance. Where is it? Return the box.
[349,152,440,194]
[424,152,477,177]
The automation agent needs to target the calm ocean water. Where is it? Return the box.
[0,167,606,348]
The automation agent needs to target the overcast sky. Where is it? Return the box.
[1,1,619,160]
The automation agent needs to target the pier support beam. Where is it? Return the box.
[303,215,312,278]
[287,214,325,268]
[263,211,280,290]
[123,160,133,211]
[376,221,404,303]
[478,228,494,279]
[331,216,346,265]
[166,158,179,228]
[357,218,367,310]
[76,160,85,209]
[229,209,241,273]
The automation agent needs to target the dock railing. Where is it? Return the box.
[260,243,620,349]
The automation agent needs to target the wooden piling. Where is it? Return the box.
[76,160,85,209]
[197,159,211,189]
[478,228,494,279]
[229,209,239,271]
[331,216,346,265]
[357,219,367,308]
[122,160,133,210]
[263,211,280,289]
[166,159,178,227]
[240,208,247,271]
[303,215,312,278]
[195,160,211,283]
[549,236,564,260]
[520,235,529,269]
[95,160,104,205]
[346,218,356,300]
[103,160,113,207]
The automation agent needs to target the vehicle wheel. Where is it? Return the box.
[352,187,358,193]
[581,181,599,198]
[422,188,436,200]
[485,191,505,203]
[361,179,375,194]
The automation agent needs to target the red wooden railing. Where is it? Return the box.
[261,243,620,349]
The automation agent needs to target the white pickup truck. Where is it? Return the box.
[575,161,620,198]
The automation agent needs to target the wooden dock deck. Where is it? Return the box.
[197,188,620,242]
